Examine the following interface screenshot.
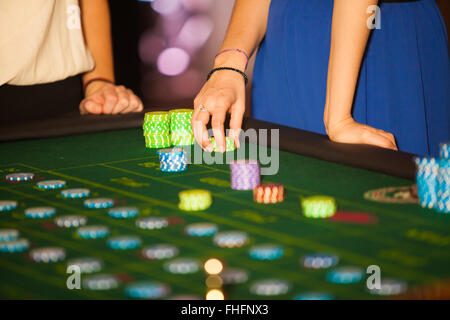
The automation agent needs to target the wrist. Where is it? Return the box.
[214,51,247,71]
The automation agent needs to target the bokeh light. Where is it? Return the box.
[157,48,190,76]
[151,0,181,15]
[204,258,223,275]
[139,32,166,65]
[206,289,224,300]
[177,15,213,50]
[181,0,213,12]
[205,275,223,288]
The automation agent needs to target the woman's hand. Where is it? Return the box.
[192,70,246,152]
[79,82,143,115]
[326,117,398,150]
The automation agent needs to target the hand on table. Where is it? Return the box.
[327,117,398,151]
[80,82,143,115]
[192,70,246,153]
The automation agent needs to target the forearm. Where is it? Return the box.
[324,0,378,132]
[80,0,115,85]
[214,0,271,71]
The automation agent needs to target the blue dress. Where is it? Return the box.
[252,0,450,156]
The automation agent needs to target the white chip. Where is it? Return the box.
[213,231,249,248]
[136,217,169,230]
[164,258,200,274]
[25,206,56,219]
[220,269,249,285]
[55,215,87,228]
[61,188,91,199]
[36,180,66,189]
[83,274,119,290]
[0,229,19,242]
[67,257,103,273]
[6,173,34,182]
[0,200,18,212]
[84,198,114,209]
[142,244,179,260]
[250,279,290,296]
[30,247,66,263]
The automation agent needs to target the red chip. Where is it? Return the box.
[253,184,285,204]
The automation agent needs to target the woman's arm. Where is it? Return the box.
[192,0,271,152]
[324,0,397,150]
[79,0,143,114]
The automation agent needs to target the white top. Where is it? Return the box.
[0,0,94,86]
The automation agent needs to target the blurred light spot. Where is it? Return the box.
[139,33,166,65]
[205,275,223,289]
[152,0,181,15]
[181,0,212,11]
[206,289,224,300]
[204,258,223,275]
[157,48,190,76]
[177,15,213,50]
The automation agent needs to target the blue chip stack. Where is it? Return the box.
[157,148,188,172]
[415,143,450,214]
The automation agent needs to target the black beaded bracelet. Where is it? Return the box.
[207,67,248,85]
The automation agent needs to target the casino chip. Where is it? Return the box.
[6,173,34,182]
[169,109,195,146]
[250,279,290,296]
[67,257,103,273]
[185,223,218,237]
[440,142,450,159]
[301,254,339,269]
[136,217,169,230]
[178,189,212,211]
[435,159,450,213]
[25,207,56,219]
[30,247,66,263]
[125,281,170,299]
[0,200,18,212]
[249,244,284,260]
[142,244,179,260]
[326,266,364,284]
[213,231,249,248]
[253,184,285,204]
[61,188,91,199]
[84,198,114,209]
[210,137,236,152]
[293,292,334,300]
[77,226,109,239]
[368,279,407,296]
[36,180,66,190]
[0,229,19,242]
[157,148,188,173]
[415,157,439,209]
[301,195,337,218]
[108,207,139,219]
[55,215,87,228]
[230,160,260,190]
[107,236,141,250]
[0,239,29,253]
[164,258,200,274]
[220,269,249,285]
[83,274,119,290]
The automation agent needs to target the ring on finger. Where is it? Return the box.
[199,105,208,112]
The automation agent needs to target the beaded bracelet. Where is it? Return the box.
[207,67,248,85]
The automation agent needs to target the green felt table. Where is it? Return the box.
[0,117,449,300]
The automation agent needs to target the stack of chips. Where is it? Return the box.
[210,137,236,152]
[415,143,449,213]
[143,112,171,148]
[253,184,285,204]
[170,109,195,146]
[178,189,212,211]
[157,148,188,172]
[300,195,337,218]
[230,160,260,190]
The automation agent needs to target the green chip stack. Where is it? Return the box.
[143,112,171,148]
[300,195,337,218]
[169,109,195,146]
[210,137,236,152]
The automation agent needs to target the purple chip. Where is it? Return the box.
[230,160,260,190]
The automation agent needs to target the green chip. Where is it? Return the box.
[170,109,193,121]
[171,132,195,146]
[178,189,212,211]
[210,137,236,152]
[145,135,172,148]
[301,196,337,218]
[144,111,170,122]
[143,121,170,134]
